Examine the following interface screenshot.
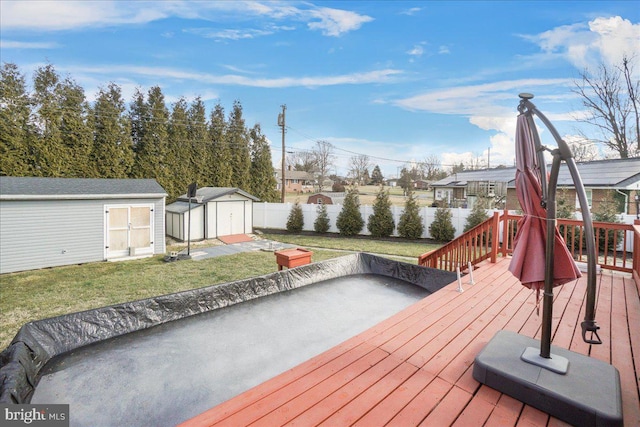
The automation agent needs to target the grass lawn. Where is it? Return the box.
[0,236,439,350]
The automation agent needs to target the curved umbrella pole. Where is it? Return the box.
[518,93,601,353]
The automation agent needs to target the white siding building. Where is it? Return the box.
[0,177,167,274]
[166,187,258,241]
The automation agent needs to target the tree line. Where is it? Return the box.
[0,63,280,203]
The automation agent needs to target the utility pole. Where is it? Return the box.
[278,105,286,203]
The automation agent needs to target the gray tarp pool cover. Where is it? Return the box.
[0,253,456,404]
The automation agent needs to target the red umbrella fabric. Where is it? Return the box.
[508,114,581,290]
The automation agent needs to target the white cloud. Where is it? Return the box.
[438,45,450,55]
[1,1,372,37]
[394,78,578,168]
[407,45,424,57]
[66,64,403,89]
[400,7,422,16]
[307,7,373,37]
[184,27,275,40]
[0,39,60,49]
[521,16,640,71]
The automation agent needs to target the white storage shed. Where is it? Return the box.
[166,187,258,241]
[0,177,167,274]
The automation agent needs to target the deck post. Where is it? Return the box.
[491,211,500,263]
[501,209,509,257]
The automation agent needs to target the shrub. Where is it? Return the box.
[336,188,364,236]
[286,200,304,232]
[593,193,623,253]
[463,202,490,232]
[367,186,395,238]
[398,188,424,239]
[332,181,345,192]
[429,206,456,241]
[313,202,330,234]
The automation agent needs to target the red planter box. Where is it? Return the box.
[275,248,313,270]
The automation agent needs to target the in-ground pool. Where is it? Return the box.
[1,253,456,427]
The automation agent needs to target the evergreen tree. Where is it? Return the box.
[370,165,384,185]
[593,192,623,252]
[134,86,170,191]
[249,123,279,202]
[166,98,191,200]
[336,188,364,236]
[398,188,424,239]
[367,186,395,237]
[92,83,134,178]
[286,200,304,232]
[227,100,251,190]
[188,97,210,186]
[463,202,490,232]
[58,77,92,177]
[129,88,147,152]
[209,103,232,187]
[314,202,330,233]
[32,64,67,176]
[0,63,34,176]
[429,206,456,241]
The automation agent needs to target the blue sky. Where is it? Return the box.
[1,1,639,177]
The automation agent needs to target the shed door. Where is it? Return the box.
[217,201,245,236]
[105,205,153,258]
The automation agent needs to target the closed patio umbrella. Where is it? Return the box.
[508,114,581,292]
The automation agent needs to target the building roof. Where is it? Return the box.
[176,187,259,203]
[0,176,167,200]
[166,201,201,214]
[275,169,314,181]
[430,157,640,189]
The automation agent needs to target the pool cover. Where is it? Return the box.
[0,253,456,406]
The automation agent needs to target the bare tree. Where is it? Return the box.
[565,136,600,162]
[573,55,639,158]
[287,150,316,172]
[421,155,447,180]
[348,154,372,185]
[313,140,335,192]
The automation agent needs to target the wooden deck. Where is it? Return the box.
[180,257,640,427]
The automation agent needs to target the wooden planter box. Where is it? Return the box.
[275,248,313,270]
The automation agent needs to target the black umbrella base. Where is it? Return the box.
[473,330,622,427]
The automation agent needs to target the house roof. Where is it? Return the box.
[430,157,640,189]
[176,187,259,203]
[165,201,202,214]
[0,176,167,200]
[275,169,314,181]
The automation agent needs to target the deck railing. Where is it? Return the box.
[419,211,639,275]
[418,211,500,272]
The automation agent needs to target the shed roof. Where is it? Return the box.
[165,201,203,214]
[430,157,640,189]
[176,187,259,203]
[0,177,167,200]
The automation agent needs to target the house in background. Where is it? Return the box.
[166,187,258,241]
[306,192,345,205]
[430,158,640,214]
[274,168,314,193]
[0,177,167,274]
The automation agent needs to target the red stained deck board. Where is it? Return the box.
[418,385,473,426]
[317,360,418,426]
[248,347,390,427]
[181,258,639,427]
[351,368,436,427]
[483,394,524,427]
[385,376,454,427]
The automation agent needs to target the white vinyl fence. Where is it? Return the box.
[253,202,638,250]
[253,202,477,239]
